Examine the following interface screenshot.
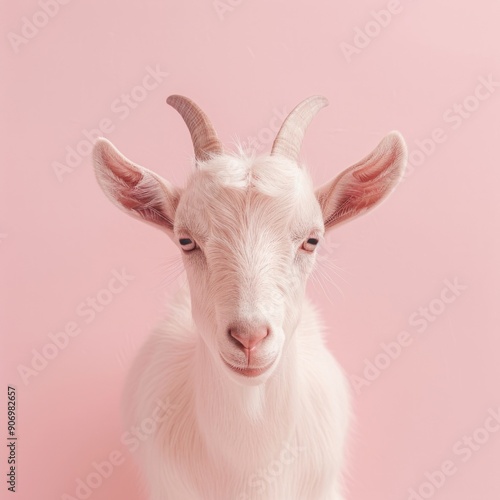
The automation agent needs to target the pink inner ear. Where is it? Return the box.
[95,140,177,230]
[121,172,176,229]
[319,133,406,229]
[103,147,151,212]
[102,144,143,188]
[352,146,399,183]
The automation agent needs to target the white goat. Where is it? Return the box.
[92,95,407,500]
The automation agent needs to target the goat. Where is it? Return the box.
[92,95,407,500]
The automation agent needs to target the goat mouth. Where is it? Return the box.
[220,355,275,377]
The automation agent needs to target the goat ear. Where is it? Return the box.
[316,132,407,230]
[93,138,180,233]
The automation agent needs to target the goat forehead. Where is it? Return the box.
[177,154,319,239]
[190,154,315,206]
[195,153,308,192]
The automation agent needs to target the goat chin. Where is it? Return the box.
[122,285,351,500]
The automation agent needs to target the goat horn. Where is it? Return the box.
[167,95,223,162]
[271,95,329,162]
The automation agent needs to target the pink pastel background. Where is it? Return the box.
[1,1,499,499]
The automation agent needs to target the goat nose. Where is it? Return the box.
[229,325,269,350]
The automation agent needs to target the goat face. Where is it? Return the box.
[93,95,407,385]
[173,153,323,384]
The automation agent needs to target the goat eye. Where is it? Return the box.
[302,237,319,253]
[179,238,196,251]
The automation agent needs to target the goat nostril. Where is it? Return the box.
[229,327,269,350]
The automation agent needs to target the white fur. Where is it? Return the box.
[93,129,407,500]
[124,284,350,500]
[120,153,350,500]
